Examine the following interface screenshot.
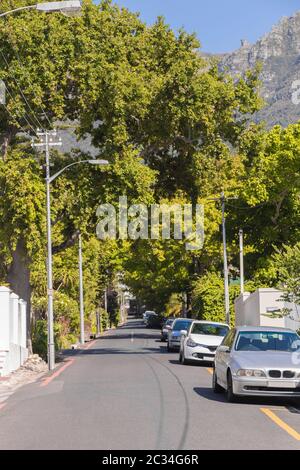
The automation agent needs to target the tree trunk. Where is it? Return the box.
[7,238,32,353]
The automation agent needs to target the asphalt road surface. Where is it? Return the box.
[1,318,300,450]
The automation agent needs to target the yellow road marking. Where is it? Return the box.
[261,408,300,441]
[206,368,213,375]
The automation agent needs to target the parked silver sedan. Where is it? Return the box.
[213,326,300,402]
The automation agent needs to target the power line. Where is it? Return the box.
[12,46,53,129]
[3,83,37,137]
[0,49,45,131]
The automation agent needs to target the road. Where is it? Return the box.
[1,318,300,450]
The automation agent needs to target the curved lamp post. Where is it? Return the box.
[0,0,83,370]
[46,157,109,369]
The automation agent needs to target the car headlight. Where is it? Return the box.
[237,369,266,378]
[187,339,198,348]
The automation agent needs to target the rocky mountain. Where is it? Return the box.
[220,11,300,127]
[62,11,300,153]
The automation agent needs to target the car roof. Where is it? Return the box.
[191,320,229,327]
[236,326,295,333]
[173,318,193,322]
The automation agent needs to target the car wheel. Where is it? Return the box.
[226,370,237,403]
[180,349,188,365]
[212,369,223,394]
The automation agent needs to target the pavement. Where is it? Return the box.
[1,318,300,450]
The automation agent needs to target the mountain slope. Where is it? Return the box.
[220,12,300,127]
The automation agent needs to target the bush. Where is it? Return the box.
[100,308,110,331]
[32,320,48,360]
[32,291,80,356]
[110,308,121,327]
[192,272,255,327]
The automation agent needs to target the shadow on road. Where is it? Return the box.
[94,332,160,341]
[194,387,228,403]
[64,346,169,356]
[168,359,214,368]
[193,386,298,407]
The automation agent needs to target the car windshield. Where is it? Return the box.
[191,323,229,337]
[235,331,300,352]
[173,320,192,331]
[165,319,174,326]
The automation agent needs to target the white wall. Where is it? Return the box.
[0,286,28,376]
[235,288,287,329]
[0,287,10,351]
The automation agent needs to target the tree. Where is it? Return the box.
[272,243,300,305]
[0,0,265,349]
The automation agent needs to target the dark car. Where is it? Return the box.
[161,318,175,342]
[146,313,164,329]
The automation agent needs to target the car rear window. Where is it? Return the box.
[173,320,192,331]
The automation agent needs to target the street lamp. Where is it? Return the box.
[50,157,109,349]
[0,0,83,371]
[33,129,109,370]
[0,1,82,18]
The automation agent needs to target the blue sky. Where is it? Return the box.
[96,0,300,52]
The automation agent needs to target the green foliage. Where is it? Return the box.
[272,243,300,305]
[32,291,79,355]
[165,293,183,318]
[100,308,110,332]
[1,0,296,352]
[192,272,256,327]
[0,146,45,267]
[32,320,48,360]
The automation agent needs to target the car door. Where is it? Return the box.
[216,329,236,386]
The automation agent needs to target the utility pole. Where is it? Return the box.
[209,192,237,325]
[221,192,230,325]
[104,287,108,313]
[33,130,62,370]
[239,229,245,294]
[78,233,85,344]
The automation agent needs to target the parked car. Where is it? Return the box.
[161,318,175,342]
[146,313,163,329]
[167,318,193,352]
[213,326,300,402]
[179,321,229,365]
[143,311,156,324]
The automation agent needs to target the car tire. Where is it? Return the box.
[212,369,223,394]
[180,349,188,365]
[226,370,237,403]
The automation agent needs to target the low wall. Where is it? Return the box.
[8,343,29,373]
[0,286,28,376]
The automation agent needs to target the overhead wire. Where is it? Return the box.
[0,49,45,131]
[3,83,38,137]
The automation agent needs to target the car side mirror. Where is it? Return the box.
[180,330,187,336]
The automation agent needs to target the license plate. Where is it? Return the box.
[203,356,214,362]
[269,381,296,389]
